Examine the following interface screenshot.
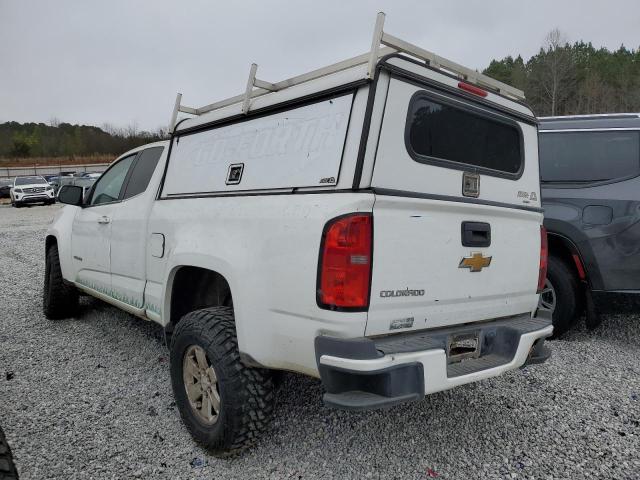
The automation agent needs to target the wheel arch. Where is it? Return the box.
[45,234,58,251]
[45,233,74,281]
[547,231,588,287]
[163,263,235,345]
[45,205,78,283]
[544,216,605,289]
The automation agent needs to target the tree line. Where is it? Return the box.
[484,29,640,116]
[0,121,167,159]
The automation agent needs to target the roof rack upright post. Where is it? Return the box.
[241,63,280,114]
[169,92,182,133]
[367,12,386,79]
[242,64,259,114]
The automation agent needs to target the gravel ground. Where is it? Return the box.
[0,204,638,480]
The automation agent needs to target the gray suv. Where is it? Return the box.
[539,113,640,335]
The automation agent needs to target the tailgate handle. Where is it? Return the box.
[461,222,491,247]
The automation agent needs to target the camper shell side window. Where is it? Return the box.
[161,93,355,197]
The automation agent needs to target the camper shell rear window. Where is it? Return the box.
[405,91,524,179]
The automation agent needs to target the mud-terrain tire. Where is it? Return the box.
[43,245,79,319]
[170,306,275,457]
[0,426,19,480]
[541,255,581,338]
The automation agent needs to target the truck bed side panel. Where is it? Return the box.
[147,193,374,377]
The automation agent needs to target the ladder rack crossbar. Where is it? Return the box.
[379,31,523,99]
[191,47,396,118]
[169,12,525,131]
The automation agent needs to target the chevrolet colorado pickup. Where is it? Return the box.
[44,13,552,456]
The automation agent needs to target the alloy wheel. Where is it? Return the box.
[182,345,221,425]
[538,279,556,314]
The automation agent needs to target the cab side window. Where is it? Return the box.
[89,155,136,206]
[122,147,163,200]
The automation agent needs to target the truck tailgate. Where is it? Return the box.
[366,195,541,336]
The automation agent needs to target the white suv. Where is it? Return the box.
[10,175,56,207]
[44,14,552,456]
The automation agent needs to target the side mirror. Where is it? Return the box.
[57,185,85,206]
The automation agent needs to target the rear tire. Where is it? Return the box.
[43,245,79,319]
[540,255,581,338]
[170,306,275,457]
[0,426,19,480]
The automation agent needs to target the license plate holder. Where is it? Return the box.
[447,331,481,364]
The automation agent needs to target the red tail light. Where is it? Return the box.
[537,226,548,293]
[317,213,372,310]
[458,81,488,97]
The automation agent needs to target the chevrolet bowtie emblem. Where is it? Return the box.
[459,252,492,272]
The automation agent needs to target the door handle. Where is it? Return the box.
[97,216,111,225]
[461,221,491,247]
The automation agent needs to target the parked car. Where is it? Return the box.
[0,179,12,198]
[45,13,551,456]
[46,176,60,192]
[538,113,640,335]
[42,175,60,192]
[48,174,98,195]
[10,175,56,207]
[69,175,98,191]
[54,175,76,192]
[80,172,102,179]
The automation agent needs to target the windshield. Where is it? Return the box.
[15,176,48,186]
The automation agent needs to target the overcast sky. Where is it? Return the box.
[1,0,638,131]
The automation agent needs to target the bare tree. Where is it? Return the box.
[101,123,117,136]
[124,121,139,139]
[154,126,170,139]
[528,28,576,116]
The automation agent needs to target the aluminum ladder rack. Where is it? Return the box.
[169,12,525,131]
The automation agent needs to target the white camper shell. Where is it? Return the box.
[46,13,551,455]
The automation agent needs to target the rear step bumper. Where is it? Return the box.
[315,311,553,411]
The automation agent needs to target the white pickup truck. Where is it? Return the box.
[45,14,552,456]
